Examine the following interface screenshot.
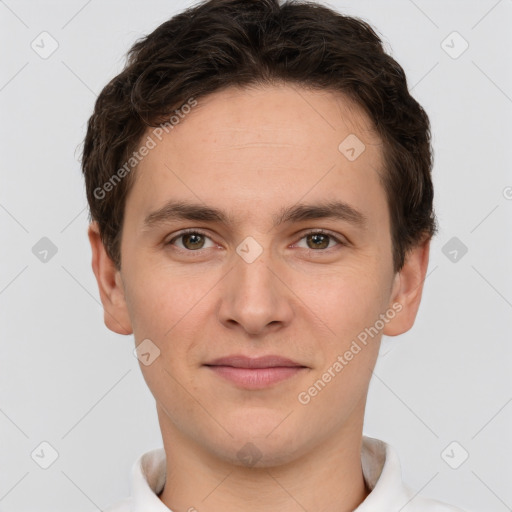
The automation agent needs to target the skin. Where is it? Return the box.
[89,83,430,512]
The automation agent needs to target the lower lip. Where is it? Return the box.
[206,365,306,389]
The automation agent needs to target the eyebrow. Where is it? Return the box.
[143,199,368,230]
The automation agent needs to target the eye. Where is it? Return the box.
[294,230,345,250]
[167,230,216,251]
[166,229,345,253]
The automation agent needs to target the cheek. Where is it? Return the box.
[126,269,208,397]
[296,264,388,405]
[124,259,217,341]
[296,257,390,336]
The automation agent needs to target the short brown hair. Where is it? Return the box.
[81,0,437,272]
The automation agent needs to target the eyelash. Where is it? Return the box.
[166,228,346,252]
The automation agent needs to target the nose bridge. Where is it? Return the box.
[235,253,274,295]
[218,248,293,334]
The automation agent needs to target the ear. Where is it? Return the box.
[87,221,133,335]
[383,236,431,337]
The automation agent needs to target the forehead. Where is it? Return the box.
[158,84,379,161]
[126,84,387,232]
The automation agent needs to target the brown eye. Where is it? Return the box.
[168,231,215,250]
[182,233,205,250]
[294,230,344,251]
[306,233,331,250]
[295,229,349,253]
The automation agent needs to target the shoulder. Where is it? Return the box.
[360,436,467,512]
[103,497,133,512]
[402,488,468,512]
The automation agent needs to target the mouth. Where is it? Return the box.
[204,355,308,389]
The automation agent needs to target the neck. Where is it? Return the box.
[157,403,370,512]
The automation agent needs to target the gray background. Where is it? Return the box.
[1,0,511,510]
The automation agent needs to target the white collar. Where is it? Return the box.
[112,435,462,511]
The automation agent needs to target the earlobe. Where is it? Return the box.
[383,237,431,337]
[87,221,133,335]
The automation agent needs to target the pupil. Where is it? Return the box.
[184,233,204,249]
[308,233,329,249]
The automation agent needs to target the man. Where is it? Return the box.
[82,0,466,510]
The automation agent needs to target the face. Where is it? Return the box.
[89,84,429,467]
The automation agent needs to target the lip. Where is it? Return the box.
[204,355,308,389]
[205,355,304,368]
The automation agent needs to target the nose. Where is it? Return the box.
[217,252,294,336]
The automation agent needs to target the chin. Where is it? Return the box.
[205,419,311,469]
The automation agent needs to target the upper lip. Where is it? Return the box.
[205,355,306,369]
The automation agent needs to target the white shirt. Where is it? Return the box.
[104,435,466,511]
